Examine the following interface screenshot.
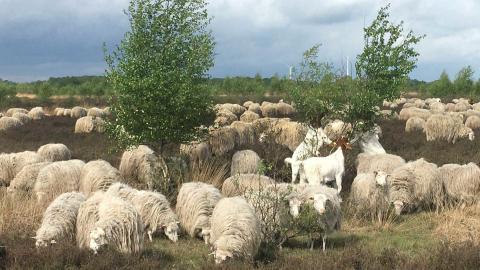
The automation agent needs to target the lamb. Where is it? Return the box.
[284,127,332,183]
[230,150,261,176]
[5,108,28,117]
[209,196,261,264]
[7,162,52,195]
[180,142,211,164]
[222,174,275,197]
[79,160,123,196]
[465,115,480,130]
[87,107,106,118]
[0,151,45,186]
[349,171,390,221]
[425,114,474,143]
[356,153,406,174]
[74,116,105,133]
[12,112,32,124]
[71,106,87,118]
[33,160,85,203]
[240,110,260,123]
[298,147,345,193]
[34,192,86,247]
[28,107,45,120]
[438,163,480,206]
[88,195,144,254]
[176,182,222,243]
[405,117,426,133]
[0,117,23,131]
[37,143,72,162]
[119,145,167,189]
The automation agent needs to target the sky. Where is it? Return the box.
[0,0,479,82]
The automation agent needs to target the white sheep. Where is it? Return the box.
[298,147,345,193]
[5,108,28,117]
[284,127,332,183]
[405,117,426,133]
[34,192,86,247]
[180,142,211,165]
[71,106,87,118]
[222,174,275,197]
[0,151,44,186]
[425,114,474,143]
[7,162,51,195]
[230,150,261,176]
[37,143,72,162]
[74,116,105,133]
[76,191,105,250]
[209,196,261,264]
[79,160,123,196]
[87,107,106,118]
[119,145,167,189]
[349,171,390,221]
[28,107,45,120]
[356,153,406,174]
[324,120,352,141]
[12,112,32,124]
[176,182,222,243]
[438,162,480,206]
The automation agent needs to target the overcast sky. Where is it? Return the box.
[0,0,479,82]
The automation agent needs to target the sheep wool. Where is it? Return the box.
[180,142,211,164]
[37,143,72,162]
[425,114,472,143]
[0,117,23,131]
[5,108,28,117]
[276,101,295,117]
[247,103,262,115]
[350,172,390,220]
[79,160,123,196]
[210,196,261,264]
[208,127,238,156]
[55,108,65,116]
[7,162,52,195]
[399,107,431,121]
[0,151,44,186]
[74,116,105,133]
[230,150,261,176]
[405,117,426,133]
[105,182,138,201]
[230,121,256,147]
[119,145,167,189]
[438,163,480,205]
[465,115,480,130]
[222,174,275,197]
[28,107,45,120]
[76,191,105,249]
[429,102,446,114]
[71,106,87,118]
[12,112,32,124]
[35,192,86,247]
[176,182,222,241]
[87,107,106,118]
[356,153,406,174]
[240,110,260,123]
[271,119,307,151]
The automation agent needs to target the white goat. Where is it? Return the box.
[284,127,332,183]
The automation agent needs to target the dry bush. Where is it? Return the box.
[435,203,480,246]
[186,158,229,189]
[0,190,44,237]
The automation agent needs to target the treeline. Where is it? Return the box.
[418,66,480,98]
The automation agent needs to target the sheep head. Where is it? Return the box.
[214,249,233,264]
[311,193,329,214]
[373,171,389,187]
[287,195,302,218]
[89,227,107,254]
[34,237,57,248]
[393,201,405,215]
[163,221,179,243]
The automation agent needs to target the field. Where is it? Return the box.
[0,104,480,270]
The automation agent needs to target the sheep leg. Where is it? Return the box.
[309,238,314,250]
[147,230,153,242]
[335,174,342,194]
[291,163,298,184]
[322,234,327,251]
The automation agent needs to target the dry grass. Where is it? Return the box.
[435,203,480,246]
[186,158,229,189]
[0,190,44,238]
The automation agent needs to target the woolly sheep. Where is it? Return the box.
[56,108,65,116]
[0,116,23,131]
[261,102,277,118]
[209,196,261,264]
[405,117,426,133]
[176,182,222,243]
[399,107,431,121]
[7,162,51,195]
[71,106,87,118]
[350,171,390,221]
[222,174,275,197]
[79,160,123,196]
[76,191,105,250]
[425,114,474,143]
[454,102,469,112]
[215,109,237,127]
[324,120,352,141]
[445,103,456,112]
[33,160,85,203]
[472,102,480,111]
[180,142,211,164]
[74,116,105,133]
[105,182,138,200]
[240,110,260,123]
[216,103,246,116]
[5,108,28,117]
[230,121,256,147]
[231,150,261,176]
[425,98,441,104]
[243,101,254,109]
[248,103,262,115]
[208,127,238,156]
[464,110,480,119]
[429,102,446,114]
[28,107,45,120]
[119,145,166,189]
[37,143,72,162]
[87,107,106,118]
[465,115,480,130]
[356,153,406,174]
[0,151,44,186]
[88,195,144,254]
[34,192,86,247]
[276,101,295,117]
[12,112,32,124]
[271,119,308,151]
[438,163,480,206]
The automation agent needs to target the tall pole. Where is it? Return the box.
[346,56,350,77]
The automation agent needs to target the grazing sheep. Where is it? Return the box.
[55,108,65,116]
[425,98,441,104]
[230,121,256,147]
[405,117,426,133]
[240,110,260,123]
[209,196,261,264]
[79,160,123,196]
[356,153,406,174]
[215,109,237,127]
[216,103,246,116]
[71,106,87,118]
[63,109,72,117]
[103,107,111,116]
[74,116,105,133]
[243,101,254,109]
[445,103,456,112]
[438,163,480,206]
[119,145,167,189]
[298,147,345,193]
[88,195,144,254]
[7,162,52,195]
[5,108,28,117]
[34,192,86,247]
[0,117,23,131]
[87,107,106,118]
[33,160,85,203]
[324,120,353,141]
[425,114,474,143]
[465,115,480,130]
[222,174,275,197]
[209,127,238,156]
[454,102,469,112]
[472,102,480,111]
[180,142,211,164]
[28,107,45,120]
[429,102,445,114]
[0,151,44,186]
[399,107,431,121]
[176,182,222,243]
[350,171,390,221]
[261,102,278,117]
[276,101,295,117]
[37,143,72,162]
[248,103,262,115]
[464,109,480,119]
[12,112,32,124]
[271,119,308,151]
[76,191,105,250]
[231,150,261,176]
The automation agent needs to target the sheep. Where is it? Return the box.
[464,109,480,119]
[472,102,480,111]
[298,147,345,193]
[349,171,390,221]
[425,114,474,143]
[209,196,261,264]
[28,107,45,120]
[248,103,262,115]
[79,160,123,196]
[405,117,426,133]
[176,182,222,243]
[445,103,456,112]
[5,108,28,117]
[454,102,469,112]
[215,109,238,127]
[222,174,275,197]
[7,162,51,195]
[276,101,295,117]
[438,163,480,206]
[425,98,441,104]
[261,102,277,117]
[74,116,105,133]
[271,119,308,151]
[87,107,106,118]
[119,145,166,189]
[231,150,261,176]
[34,192,86,247]
[243,101,254,109]
[465,115,480,130]
[0,116,23,131]
[208,127,238,156]
[356,153,406,174]
[56,108,65,116]
[76,191,105,250]
[105,182,138,200]
[0,151,44,186]
[180,142,211,164]
[429,102,446,114]
[37,143,72,162]
[216,103,246,116]
[240,110,260,123]
[324,120,353,141]
[399,107,431,121]
[33,160,85,203]
[12,112,32,124]
[230,121,256,147]
[71,106,87,118]
[284,127,332,183]
[88,195,144,254]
